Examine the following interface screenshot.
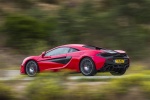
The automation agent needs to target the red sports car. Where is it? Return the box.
[20,44,130,77]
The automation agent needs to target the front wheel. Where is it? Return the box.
[25,60,38,77]
[110,69,126,76]
[80,57,97,76]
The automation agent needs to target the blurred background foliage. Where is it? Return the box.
[0,0,149,59]
[0,0,150,99]
[0,82,15,100]
[1,71,150,100]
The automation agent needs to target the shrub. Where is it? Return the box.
[25,71,106,100]
[39,0,59,4]
[25,72,65,100]
[102,73,150,95]
[0,83,15,100]
[0,0,34,9]
[4,14,48,54]
[26,79,63,100]
[15,0,34,9]
[141,81,150,99]
[24,71,150,100]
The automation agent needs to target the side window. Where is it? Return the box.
[69,48,79,53]
[45,47,70,56]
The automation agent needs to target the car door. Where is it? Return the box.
[65,48,81,70]
[38,47,70,71]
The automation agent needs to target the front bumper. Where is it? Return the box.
[20,65,26,74]
[99,57,130,72]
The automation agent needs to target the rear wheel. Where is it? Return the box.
[80,57,97,76]
[25,60,38,77]
[110,69,126,75]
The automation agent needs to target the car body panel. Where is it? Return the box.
[37,54,67,71]
[20,44,130,75]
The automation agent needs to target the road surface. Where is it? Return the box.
[0,70,124,81]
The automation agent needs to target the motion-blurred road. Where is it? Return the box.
[0,70,123,81]
[0,70,124,93]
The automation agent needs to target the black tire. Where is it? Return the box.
[80,57,97,76]
[25,60,38,77]
[110,69,126,76]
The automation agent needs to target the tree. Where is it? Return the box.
[4,15,47,53]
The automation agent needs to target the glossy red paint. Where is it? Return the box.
[20,44,130,75]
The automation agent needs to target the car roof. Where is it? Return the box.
[62,44,85,47]
[60,44,87,50]
[60,44,103,51]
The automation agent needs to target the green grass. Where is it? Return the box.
[0,69,150,100]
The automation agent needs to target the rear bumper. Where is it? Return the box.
[99,57,130,72]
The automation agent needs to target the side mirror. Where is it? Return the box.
[41,51,46,58]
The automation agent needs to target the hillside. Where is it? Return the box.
[0,0,150,60]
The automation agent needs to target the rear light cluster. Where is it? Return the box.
[97,53,127,57]
[114,53,127,57]
[101,53,115,57]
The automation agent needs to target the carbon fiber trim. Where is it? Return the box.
[50,56,72,64]
[99,57,129,72]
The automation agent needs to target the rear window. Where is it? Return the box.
[83,45,102,50]
[69,48,79,53]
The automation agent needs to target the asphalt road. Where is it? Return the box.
[0,70,20,80]
[0,70,124,92]
[0,70,124,81]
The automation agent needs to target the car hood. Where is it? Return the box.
[23,56,39,62]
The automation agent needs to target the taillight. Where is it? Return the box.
[97,53,111,57]
[97,52,127,57]
[100,53,112,57]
